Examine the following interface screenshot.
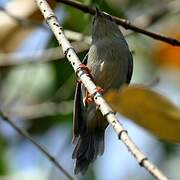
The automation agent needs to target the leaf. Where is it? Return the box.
[105,85,180,143]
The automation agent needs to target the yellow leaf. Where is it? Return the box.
[105,85,180,143]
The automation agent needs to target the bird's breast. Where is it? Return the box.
[87,39,130,91]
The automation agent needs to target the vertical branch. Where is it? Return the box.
[35,0,168,180]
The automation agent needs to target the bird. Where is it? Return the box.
[72,7,133,175]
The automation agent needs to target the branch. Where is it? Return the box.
[36,0,168,179]
[56,0,180,46]
[0,41,89,68]
[6,101,73,120]
[0,110,74,180]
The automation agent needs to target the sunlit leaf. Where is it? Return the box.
[105,85,180,143]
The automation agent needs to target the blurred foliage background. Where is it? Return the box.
[0,0,180,180]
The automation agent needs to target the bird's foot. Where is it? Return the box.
[76,64,93,83]
[83,86,105,106]
[83,93,94,106]
[95,86,105,95]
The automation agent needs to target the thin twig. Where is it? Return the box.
[36,0,168,179]
[56,0,180,46]
[6,101,73,120]
[0,41,89,68]
[0,110,74,180]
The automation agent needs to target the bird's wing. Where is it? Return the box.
[73,54,88,142]
[126,53,133,84]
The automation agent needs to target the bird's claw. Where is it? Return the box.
[83,86,105,107]
[76,64,93,83]
[95,86,105,95]
[83,93,94,106]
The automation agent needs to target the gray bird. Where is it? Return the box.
[72,8,133,174]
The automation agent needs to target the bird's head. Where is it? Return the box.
[92,7,122,42]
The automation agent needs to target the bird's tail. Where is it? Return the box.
[72,132,105,174]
